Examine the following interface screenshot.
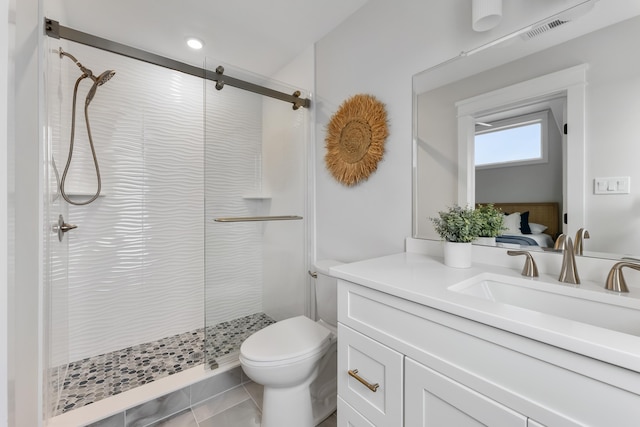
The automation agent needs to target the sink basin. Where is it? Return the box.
[448,273,640,337]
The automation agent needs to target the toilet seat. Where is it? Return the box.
[240,316,332,367]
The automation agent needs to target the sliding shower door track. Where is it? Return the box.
[44,18,311,110]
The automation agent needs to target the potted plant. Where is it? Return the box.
[430,205,480,268]
[474,204,505,246]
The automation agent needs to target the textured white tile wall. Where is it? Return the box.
[50,43,205,362]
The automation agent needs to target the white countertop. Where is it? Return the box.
[331,252,640,374]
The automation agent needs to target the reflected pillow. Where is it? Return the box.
[503,212,522,234]
[529,222,548,234]
[520,211,532,234]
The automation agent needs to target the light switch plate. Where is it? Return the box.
[594,176,630,194]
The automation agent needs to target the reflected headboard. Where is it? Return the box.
[478,202,560,239]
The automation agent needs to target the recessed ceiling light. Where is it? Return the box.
[186,38,204,50]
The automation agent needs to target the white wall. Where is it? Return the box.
[314,0,591,262]
[584,17,640,255]
[11,0,42,424]
[1,0,10,424]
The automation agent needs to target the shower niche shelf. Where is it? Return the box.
[62,188,106,197]
[64,191,106,197]
[242,194,272,200]
[61,190,106,199]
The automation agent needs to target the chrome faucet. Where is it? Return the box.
[555,234,580,284]
[507,250,539,277]
[605,261,640,293]
[574,228,590,256]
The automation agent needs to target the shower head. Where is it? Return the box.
[95,69,116,86]
[85,70,116,106]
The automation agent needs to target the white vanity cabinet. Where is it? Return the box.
[404,357,528,426]
[336,277,640,426]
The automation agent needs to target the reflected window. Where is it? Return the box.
[475,111,548,169]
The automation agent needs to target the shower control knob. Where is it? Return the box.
[56,214,77,242]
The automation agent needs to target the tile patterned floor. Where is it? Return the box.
[144,381,337,427]
[51,313,275,416]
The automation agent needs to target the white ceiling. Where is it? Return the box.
[54,0,369,76]
[52,0,640,81]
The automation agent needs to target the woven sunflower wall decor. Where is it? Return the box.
[324,94,389,186]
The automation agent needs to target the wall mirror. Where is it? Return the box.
[413,6,640,260]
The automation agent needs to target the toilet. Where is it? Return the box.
[239,260,341,427]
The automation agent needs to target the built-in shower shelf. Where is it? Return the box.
[62,192,106,200]
[65,192,106,196]
[63,190,106,198]
[242,194,272,200]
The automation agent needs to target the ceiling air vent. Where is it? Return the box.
[521,19,569,40]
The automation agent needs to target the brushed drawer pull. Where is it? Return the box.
[348,369,379,392]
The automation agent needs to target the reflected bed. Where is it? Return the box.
[479,202,560,248]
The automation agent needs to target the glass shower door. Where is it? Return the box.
[43,36,71,420]
[203,62,310,369]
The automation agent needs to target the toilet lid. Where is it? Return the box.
[240,315,332,364]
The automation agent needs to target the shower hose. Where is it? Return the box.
[59,73,102,205]
[59,48,106,206]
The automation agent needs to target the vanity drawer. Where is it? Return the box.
[338,323,403,426]
[337,396,375,427]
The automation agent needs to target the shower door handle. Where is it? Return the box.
[56,214,77,242]
[60,222,78,232]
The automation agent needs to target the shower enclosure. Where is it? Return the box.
[43,31,310,420]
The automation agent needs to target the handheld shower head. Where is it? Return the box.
[96,69,116,86]
[86,70,116,105]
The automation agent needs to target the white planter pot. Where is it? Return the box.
[475,236,496,246]
[443,241,472,268]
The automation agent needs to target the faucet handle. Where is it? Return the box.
[507,250,539,277]
[605,261,640,293]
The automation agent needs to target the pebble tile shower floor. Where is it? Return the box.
[51,313,275,416]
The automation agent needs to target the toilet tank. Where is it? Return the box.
[314,259,343,328]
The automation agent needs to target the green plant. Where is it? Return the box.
[475,204,506,238]
[430,205,480,243]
